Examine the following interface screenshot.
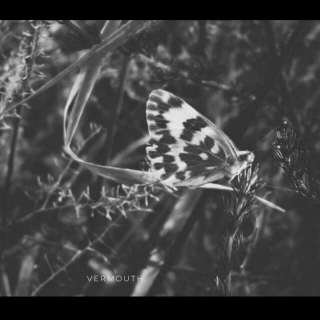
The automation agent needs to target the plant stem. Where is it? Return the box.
[106,57,131,163]
[1,28,36,247]
[92,57,130,200]
[0,21,40,295]
[1,106,23,234]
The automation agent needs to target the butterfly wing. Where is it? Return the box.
[146,89,239,187]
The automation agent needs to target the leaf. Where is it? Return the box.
[14,256,35,296]
[64,144,158,184]
[63,20,159,186]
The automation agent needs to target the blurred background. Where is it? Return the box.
[0,20,320,296]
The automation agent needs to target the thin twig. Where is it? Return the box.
[93,57,130,200]
[40,126,103,209]
[31,215,122,296]
[106,57,131,163]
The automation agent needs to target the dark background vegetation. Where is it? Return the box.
[0,20,320,296]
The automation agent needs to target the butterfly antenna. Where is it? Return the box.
[252,126,280,151]
[254,148,273,151]
[258,183,293,193]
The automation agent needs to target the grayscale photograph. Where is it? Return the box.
[0,20,318,296]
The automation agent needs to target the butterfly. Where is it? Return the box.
[146,89,255,188]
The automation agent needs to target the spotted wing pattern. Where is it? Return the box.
[146,89,240,187]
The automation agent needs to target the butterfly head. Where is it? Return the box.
[227,151,255,181]
[238,151,255,165]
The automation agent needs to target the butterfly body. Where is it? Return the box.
[146,89,254,188]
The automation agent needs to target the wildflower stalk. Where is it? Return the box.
[214,166,260,295]
[1,22,40,261]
